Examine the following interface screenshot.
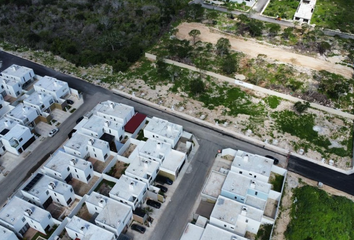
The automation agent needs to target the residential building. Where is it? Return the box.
[93,100,134,125]
[199,224,249,240]
[65,216,115,240]
[79,115,124,142]
[43,150,93,183]
[0,225,19,240]
[20,173,75,208]
[124,112,146,137]
[109,175,147,210]
[138,138,171,163]
[33,76,70,102]
[6,103,39,127]
[23,92,54,115]
[294,0,316,23]
[0,119,35,155]
[0,197,54,238]
[231,150,274,182]
[85,192,133,237]
[201,171,227,202]
[0,95,11,117]
[64,132,110,161]
[210,196,263,236]
[143,117,183,148]
[159,148,187,180]
[0,64,35,98]
[180,223,204,240]
[125,156,160,184]
[221,171,271,210]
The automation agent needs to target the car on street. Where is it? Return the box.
[265,155,279,165]
[146,199,161,209]
[48,128,59,137]
[66,99,74,105]
[155,175,173,185]
[76,116,84,124]
[155,184,168,193]
[131,224,146,234]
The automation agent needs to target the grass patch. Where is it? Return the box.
[69,108,76,113]
[136,129,148,141]
[256,224,273,240]
[262,0,298,19]
[269,173,284,192]
[94,179,116,192]
[285,185,354,239]
[30,225,58,240]
[264,95,281,109]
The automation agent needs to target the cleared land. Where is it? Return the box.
[176,22,353,79]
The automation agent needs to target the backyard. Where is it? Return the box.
[262,0,299,19]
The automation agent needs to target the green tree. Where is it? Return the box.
[216,38,231,56]
[249,20,264,37]
[294,101,310,114]
[189,29,201,45]
[318,41,331,55]
[222,55,238,74]
[190,78,205,95]
[267,23,281,37]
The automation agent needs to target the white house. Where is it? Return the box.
[0,197,54,238]
[85,192,133,237]
[231,150,274,182]
[199,224,249,240]
[180,223,204,240]
[93,100,134,125]
[0,119,35,155]
[221,171,271,210]
[0,225,19,240]
[33,76,70,102]
[210,196,263,236]
[23,92,54,115]
[6,103,39,127]
[79,115,125,141]
[160,148,187,180]
[0,64,35,98]
[143,117,183,148]
[125,156,160,184]
[20,173,75,208]
[138,138,172,163]
[43,150,94,183]
[294,0,316,23]
[0,95,12,118]
[65,216,115,240]
[109,175,147,210]
[64,132,110,161]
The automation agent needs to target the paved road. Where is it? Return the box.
[1,51,354,240]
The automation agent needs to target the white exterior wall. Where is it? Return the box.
[143,130,178,148]
[88,144,110,162]
[1,82,22,98]
[42,167,67,183]
[69,165,93,183]
[209,216,236,232]
[229,0,256,7]
[0,218,25,238]
[0,225,18,240]
[24,213,54,234]
[63,146,87,159]
[34,77,70,101]
[95,210,133,236]
[1,65,34,84]
[2,126,33,155]
[49,187,75,207]
[231,166,269,183]
[23,96,54,114]
[104,125,124,141]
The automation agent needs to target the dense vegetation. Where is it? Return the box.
[0,0,189,71]
[286,186,354,240]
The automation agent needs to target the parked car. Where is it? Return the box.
[265,155,279,165]
[131,224,146,234]
[146,199,161,209]
[48,128,59,137]
[66,99,74,105]
[76,116,84,124]
[155,184,168,193]
[155,175,173,185]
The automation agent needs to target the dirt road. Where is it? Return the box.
[176,22,353,79]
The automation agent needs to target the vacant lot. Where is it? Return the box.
[262,0,298,19]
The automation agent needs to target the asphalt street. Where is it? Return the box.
[0,51,354,240]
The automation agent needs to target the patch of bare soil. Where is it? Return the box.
[176,22,353,79]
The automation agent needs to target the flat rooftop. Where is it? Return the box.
[109,175,147,202]
[45,150,91,173]
[126,157,160,180]
[64,132,108,153]
[66,216,115,240]
[24,92,52,107]
[81,115,123,136]
[211,196,263,225]
[22,173,72,198]
[1,124,30,141]
[0,118,16,136]
[86,192,131,229]
[161,150,186,172]
[0,224,17,239]
[1,64,32,79]
[294,0,316,19]
[94,100,134,124]
[0,197,50,224]
[139,138,171,161]
[202,171,226,199]
[34,76,68,92]
[7,103,37,121]
[180,223,204,240]
[144,117,182,140]
[200,224,249,240]
[232,150,273,178]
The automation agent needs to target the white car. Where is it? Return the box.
[48,128,59,137]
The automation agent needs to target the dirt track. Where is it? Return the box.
[176,22,353,79]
